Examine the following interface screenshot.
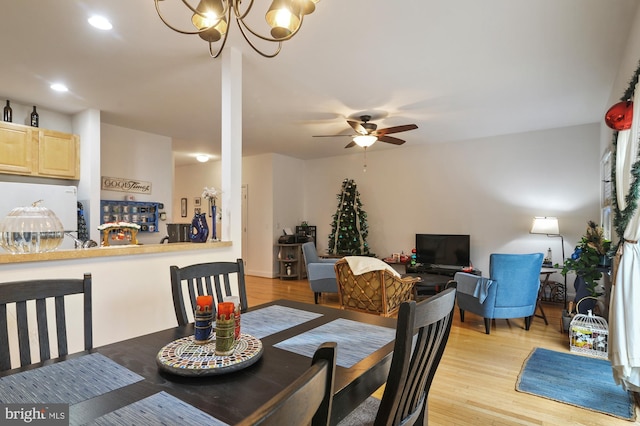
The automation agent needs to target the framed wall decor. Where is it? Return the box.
[180,198,187,217]
[194,197,201,207]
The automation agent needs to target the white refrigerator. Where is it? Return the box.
[0,182,78,250]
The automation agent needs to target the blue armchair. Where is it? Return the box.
[454,253,543,334]
[301,242,339,304]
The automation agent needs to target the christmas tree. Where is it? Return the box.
[327,178,373,256]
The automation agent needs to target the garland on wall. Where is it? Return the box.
[609,59,640,253]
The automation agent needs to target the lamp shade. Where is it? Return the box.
[266,0,302,39]
[353,135,377,147]
[530,217,559,235]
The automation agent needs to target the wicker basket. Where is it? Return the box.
[569,297,608,358]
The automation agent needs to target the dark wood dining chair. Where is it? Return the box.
[0,273,92,371]
[170,258,248,326]
[235,342,337,426]
[338,287,456,426]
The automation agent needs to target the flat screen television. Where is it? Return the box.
[415,234,471,267]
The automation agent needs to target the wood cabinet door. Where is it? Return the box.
[0,121,35,175]
[37,129,79,179]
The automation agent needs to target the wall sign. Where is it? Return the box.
[101,176,152,194]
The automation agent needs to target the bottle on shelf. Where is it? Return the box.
[3,100,12,122]
[30,106,39,127]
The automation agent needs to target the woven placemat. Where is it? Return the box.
[0,353,143,405]
[88,391,228,426]
[241,305,323,339]
[274,318,395,368]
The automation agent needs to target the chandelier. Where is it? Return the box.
[154,0,320,58]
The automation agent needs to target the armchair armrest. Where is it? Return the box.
[452,272,494,303]
[308,263,337,280]
[384,274,420,313]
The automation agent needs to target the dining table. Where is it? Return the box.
[0,299,397,425]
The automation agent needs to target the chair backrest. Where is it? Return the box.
[490,253,543,307]
[170,259,248,326]
[236,342,337,426]
[334,258,415,316]
[302,242,320,265]
[374,287,456,426]
[0,273,92,371]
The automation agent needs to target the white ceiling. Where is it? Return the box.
[0,0,637,166]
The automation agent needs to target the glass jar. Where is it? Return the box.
[0,201,65,254]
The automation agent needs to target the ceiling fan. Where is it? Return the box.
[313,115,418,148]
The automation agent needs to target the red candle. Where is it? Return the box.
[196,295,213,313]
[217,302,235,320]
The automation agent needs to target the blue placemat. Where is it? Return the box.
[274,318,396,368]
[0,353,143,405]
[88,391,229,426]
[241,305,323,339]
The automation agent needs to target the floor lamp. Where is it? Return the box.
[530,216,567,309]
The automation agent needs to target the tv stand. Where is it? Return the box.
[404,264,481,298]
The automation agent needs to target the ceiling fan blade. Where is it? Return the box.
[376,124,418,136]
[344,141,356,148]
[378,135,406,145]
[348,120,367,135]
[312,134,353,138]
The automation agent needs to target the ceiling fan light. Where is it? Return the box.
[353,135,377,148]
[266,0,302,39]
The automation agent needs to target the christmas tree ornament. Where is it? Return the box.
[605,101,633,130]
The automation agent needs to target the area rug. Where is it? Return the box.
[516,347,636,421]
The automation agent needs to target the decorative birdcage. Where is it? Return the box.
[569,297,608,359]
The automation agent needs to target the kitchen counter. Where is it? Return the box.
[0,240,232,264]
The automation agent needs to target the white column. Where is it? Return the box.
[221,47,243,257]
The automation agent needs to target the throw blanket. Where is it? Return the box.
[455,273,494,303]
[344,256,401,278]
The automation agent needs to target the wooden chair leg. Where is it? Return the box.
[484,318,491,334]
[459,308,465,322]
[524,315,532,330]
[314,292,320,304]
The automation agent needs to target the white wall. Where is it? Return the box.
[174,123,601,287]
[174,161,222,238]
[303,123,601,278]
[1,101,72,133]
[100,123,173,245]
[243,154,275,277]
[603,5,640,154]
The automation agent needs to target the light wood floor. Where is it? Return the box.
[245,275,638,426]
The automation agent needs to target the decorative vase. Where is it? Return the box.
[189,212,209,243]
[210,204,217,241]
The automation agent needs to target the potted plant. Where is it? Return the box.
[560,221,611,313]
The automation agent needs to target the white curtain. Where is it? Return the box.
[609,81,640,391]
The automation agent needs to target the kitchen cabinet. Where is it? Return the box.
[37,129,80,179]
[0,121,79,180]
[0,121,36,175]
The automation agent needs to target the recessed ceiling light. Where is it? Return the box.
[88,15,113,31]
[196,155,210,163]
[50,83,68,92]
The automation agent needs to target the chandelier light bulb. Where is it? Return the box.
[155,0,316,58]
